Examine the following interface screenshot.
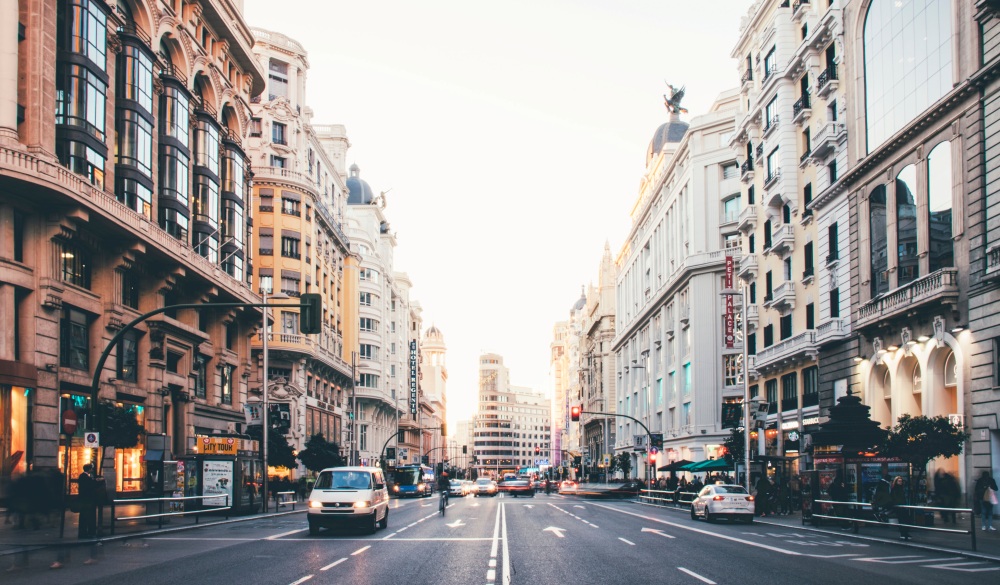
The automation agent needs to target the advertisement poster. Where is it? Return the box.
[169,460,184,512]
[202,460,234,507]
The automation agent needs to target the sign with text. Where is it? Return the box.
[409,340,418,414]
[724,255,735,348]
[199,436,237,455]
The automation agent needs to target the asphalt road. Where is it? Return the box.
[5,493,997,584]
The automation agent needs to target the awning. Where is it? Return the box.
[686,458,733,472]
[657,459,694,472]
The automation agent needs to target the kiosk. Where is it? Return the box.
[178,434,263,514]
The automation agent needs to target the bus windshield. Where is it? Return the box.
[390,468,421,486]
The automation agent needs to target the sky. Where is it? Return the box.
[243,0,751,426]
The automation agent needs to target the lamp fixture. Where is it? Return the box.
[887,345,899,351]
[917,335,930,343]
[951,326,965,333]
[853,356,863,362]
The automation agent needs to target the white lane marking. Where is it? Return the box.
[288,576,314,585]
[641,527,675,539]
[592,503,802,556]
[619,537,635,545]
[446,519,466,528]
[351,545,371,556]
[855,555,939,564]
[267,529,305,540]
[678,567,716,584]
[278,537,498,542]
[805,554,865,559]
[382,532,396,540]
[922,562,1000,572]
[574,505,585,509]
[487,500,502,583]
[147,537,257,541]
[501,503,511,585]
[489,559,497,568]
[320,558,348,571]
[487,569,496,581]
[543,527,567,538]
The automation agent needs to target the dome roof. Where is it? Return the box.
[572,287,586,311]
[426,324,443,339]
[347,164,375,205]
[646,113,689,164]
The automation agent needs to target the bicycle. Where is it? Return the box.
[439,490,448,516]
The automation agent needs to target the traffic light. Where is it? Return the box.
[535,446,540,455]
[570,405,581,422]
[299,293,322,334]
[462,445,467,454]
[441,422,447,436]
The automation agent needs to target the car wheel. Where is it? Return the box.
[379,508,389,529]
[690,506,697,520]
[367,513,377,535]
[706,512,716,523]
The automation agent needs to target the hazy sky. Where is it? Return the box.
[243,0,751,425]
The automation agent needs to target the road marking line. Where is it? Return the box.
[489,559,496,567]
[320,558,348,571]
[289,576,314,585]
[147,537,257,541]
[267,529,305,540]
[275,537,499,542]
[678,567,715,584]
[382,532,396,540]
[487,569,496,581]
[486,499,502,584]
[501,503,511,585]
[805,554,864,559]
[855,555,935,564]
[351,545,371,556]
[592,503,803,556]
[921,562,1000,572]
[619,538,635,545]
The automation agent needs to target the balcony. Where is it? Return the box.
[755,330,818,374]
[856,268,960,329]
[802,266,815,284]
[763,167,782,192]
[254,332,352,378]
[738,254,758,282]
[792,94,811,125]
[811,121,847,160]
[763,115,780,139]
[741,68,753,93]
[737,205,758,234]
[770,224,795,255]
[770,280,795,312]
[816,64,839,98]
[745,304,759,331]
[825,251,840,267]
[816,317,849,345]
[746,355,760,380]
[792,0,811,21]
[741,159,755,183]
[755,144,764,166]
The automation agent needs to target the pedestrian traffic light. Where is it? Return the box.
[535,446,540,455]
[570,406,581,421]
[462,445,467,454]
[299,293,323,334]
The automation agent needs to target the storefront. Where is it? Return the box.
[1,385,30,480]
[58,391,93,493]
[114,403,145,493]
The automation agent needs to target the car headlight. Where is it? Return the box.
[309,500,323,508]
[353,500,371,508]
[418,483,425,490]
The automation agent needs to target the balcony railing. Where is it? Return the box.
[793,94,811,124]
[741,159,754,182]
[772,280,795,310]
[741,68,753,87]
[764,167,782,190]
[738,205,758,233]
[812,121,847,159]
[817,64,839,97]
[755,144,764,165]
[816,317,849,345]
[763,115,780,138]
[857,268,959,328]
[792,0,811,21]
[738,253,758,281]
[770,224,795,255]
[755,330,818,373]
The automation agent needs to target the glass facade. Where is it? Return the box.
[895,165,919,286]
[864,0,953,151]
[869,185,889,297]
[927,141,954,272]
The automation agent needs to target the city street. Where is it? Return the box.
[4,493,997,585]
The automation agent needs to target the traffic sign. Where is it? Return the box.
[84,432,100,448]
[61,410,78,435]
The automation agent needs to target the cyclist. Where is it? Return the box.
[437,471,450,515]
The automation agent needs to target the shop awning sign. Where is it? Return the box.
[200,436,238,455]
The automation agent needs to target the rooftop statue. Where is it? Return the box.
[663,83,688,115]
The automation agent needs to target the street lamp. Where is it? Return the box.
[260,289,288,512]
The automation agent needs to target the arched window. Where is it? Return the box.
[895,165,918,285]
[927,141,954,272]
[869,185,888,298]
[863,0,953,152]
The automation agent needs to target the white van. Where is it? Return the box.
[307,466,389,535]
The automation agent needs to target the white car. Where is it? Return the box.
[474,478,498,497]
[690,484,755,523]
[448,479,465,497]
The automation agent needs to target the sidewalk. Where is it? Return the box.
[0,500,303,564]
[621,493,1000,563]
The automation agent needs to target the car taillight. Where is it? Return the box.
[712,495,725,501]
[746,496,755,501]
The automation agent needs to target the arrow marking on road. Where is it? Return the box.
[447,519,465,528]
[574,505,585,509]
[524,505,534,509]
[544,527,566,538]
[641,527,675,539]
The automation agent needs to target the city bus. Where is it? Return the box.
[387,464,434,498]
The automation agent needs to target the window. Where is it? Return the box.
[723,196,741,223]
[724,233,741,251]
[780,314,792,340]
[927,141,954,271]
[58,240,91,289]
[281,197,300,215]
[748,185,755,205]
[118,44,153,113]
[359,344,379,360]
[360,317,379,332]
[270,155,286,168]
[280,275,299,296]
[358,373,379,388]
[828,222,839,261]
[830,288,840,318]
[803,366,818,406]
[683,363,691,397]
[749,282,756,304]
[764,220,772,249]
[869,185,889,297]
[766,148,779,179]
[272,122,286,145]
[226,322,237,350]
[895,165,918,285]
[268,59,289,100]
[279,311,295,334]
[195,119,220,175]
[722,163,739,180]
[259,274,273,294]
[764,46,777,78]
[804,183,813,210]
[59,139,105,187]
[250,118,262,137]
[782,204,791,224]
[747,332,756,355]
[116,176,152,219]
[765,98,778,128]
[766,379,778,411]
[806,303,815,330]
[802,128,811,156]
[194,356,207,398]
[117,330,139,382]
[60,307,89,370]
[360,425,367,451]
[781,372,797,411]
[724,354,743,387]
[121,269,140,309]
[828,159,838,183]
[994,339,1000,387]
[749,384,759,400]
[682,402,691,427]
[221,364,234,405]
[764,325,774,348]
[166,351,182,373]
[749,233,755,254]
[804,242,814,277]
[783,257,792,281]
[281,236,299,258]
[765,271,773,299]
[864,0,953,151]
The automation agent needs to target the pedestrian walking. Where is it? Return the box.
[889,476,911,540]
[754,475,771,517]
[974,470,998,532]
[933,469,959,524]
[77,464,98,539]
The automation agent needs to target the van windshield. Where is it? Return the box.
[314,470,372,490]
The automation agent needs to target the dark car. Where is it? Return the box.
[498,478,535,497]
[609,480,646,495]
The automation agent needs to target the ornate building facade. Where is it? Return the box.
[0,0,264,493]
[579,243,617,480]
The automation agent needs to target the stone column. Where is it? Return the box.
[0,0,19,142]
